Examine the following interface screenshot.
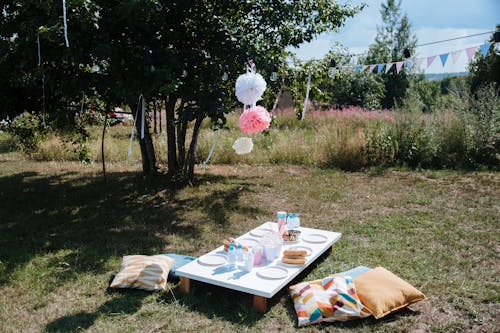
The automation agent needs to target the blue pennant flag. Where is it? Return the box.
[405,59,413,70]
[439,53,449,67]
[479,43,492,58]
[377,64,385,74]
[354,65,362,74]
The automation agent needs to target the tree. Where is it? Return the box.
[469,26,500,93]
[1,1,361,185]
[365,0,417,108]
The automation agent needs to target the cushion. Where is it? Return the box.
[354,267,427,319]
[163,253,196,279]
[336,266,372,279]
[110,255,174,291]
[289,275,370,326]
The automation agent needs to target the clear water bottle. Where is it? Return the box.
[287,213,294,230]
[228,243,236,268]
[294,213,300,229]
[236,243,243,265]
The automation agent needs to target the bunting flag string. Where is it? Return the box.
[427,55,437,68]
[451,50,462,63]
[439,53,449,67]
[329,41,496,76]
[466,46,478,61]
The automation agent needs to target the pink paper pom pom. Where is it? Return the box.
[238,106,271,134]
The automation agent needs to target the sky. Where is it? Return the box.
[292,0,499,73]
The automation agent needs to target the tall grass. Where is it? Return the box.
[15,86,499,170]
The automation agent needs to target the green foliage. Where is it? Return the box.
[401,75,442,113]
[468,26,500,93]
[6,113,47,155]
[365,0,417,108]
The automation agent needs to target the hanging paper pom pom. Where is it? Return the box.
[232,137,254,155]
[239,106,271,135]
[235,72,267,105]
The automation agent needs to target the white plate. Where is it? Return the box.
[287,245,313,256]
[249,227,274,238]
[197,254,227,266]
[280,260,306,268]
[256,266,288,280]
[237,237,261,248]
[302,233,328,244]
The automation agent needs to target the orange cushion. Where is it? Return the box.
[354,267,427,319]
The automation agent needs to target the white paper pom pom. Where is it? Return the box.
[235,72,267,105]
[232,137,254,155]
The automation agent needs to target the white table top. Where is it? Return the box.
[176,222,342,298]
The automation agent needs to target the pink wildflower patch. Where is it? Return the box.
[239,106,272,134]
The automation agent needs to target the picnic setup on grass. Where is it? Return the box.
[108,60,427,327]
[110,212,427,326]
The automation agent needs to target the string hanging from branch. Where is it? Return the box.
[62,0,69,47]
[128,94,144,158]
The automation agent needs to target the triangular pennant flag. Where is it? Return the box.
[479,42,492,58]
[340,66,347,72]
[466,46,478,61]
[347,66,354,73]
[427,55,437,67]
[369,64,377,73]
[354,65,362,74]
[439,53,449,67]
[385,62,394,73]
[451,50,462,63]
[377,64,385,74]
[395,61,404,73]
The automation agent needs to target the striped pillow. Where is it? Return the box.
[110,255,174,291]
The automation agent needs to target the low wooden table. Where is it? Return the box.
[176,222,342,313]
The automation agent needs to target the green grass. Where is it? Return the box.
[0,144,498,332]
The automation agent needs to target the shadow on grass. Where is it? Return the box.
[45,288,149,333]
[0,169,263,287]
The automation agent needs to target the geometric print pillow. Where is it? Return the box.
[110,255,175,291]
[289,275,370,326]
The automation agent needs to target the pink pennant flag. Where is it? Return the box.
[369,64,377,73]
[395,61,404,73]
[427,55,437,68]
[385,62,394,73]
[466,46,478,61]
[451,50,462,64]
[347,66,354,73]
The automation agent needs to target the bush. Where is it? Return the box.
[6,113,47,156]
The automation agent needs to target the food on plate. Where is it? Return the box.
[282,257,306,265]
[282,230,301,242]
[283,249,307,257]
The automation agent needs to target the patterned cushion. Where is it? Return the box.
[289,275,370,326]
[110,255,174,291]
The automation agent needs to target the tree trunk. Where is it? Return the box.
[129,101,157,175]
[186,113,205,182]
[153,101,157,134]
[165,97,177,176]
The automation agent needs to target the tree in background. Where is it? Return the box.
[469,26,500,94]
[365,0,417,109]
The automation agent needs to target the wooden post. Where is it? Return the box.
[179,277,190,294]
[253,295,267,313]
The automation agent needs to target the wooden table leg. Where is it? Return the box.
[253,295,267,313]
[179,277,191,294]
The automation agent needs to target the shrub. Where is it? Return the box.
[6,113,47,156]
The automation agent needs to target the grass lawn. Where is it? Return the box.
[0,149,498,332]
